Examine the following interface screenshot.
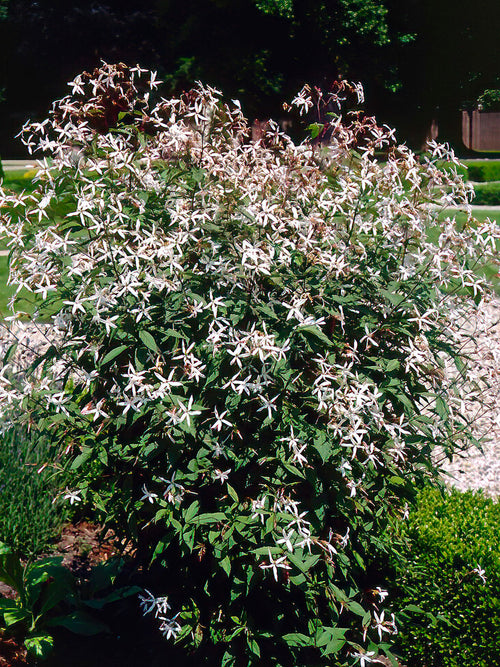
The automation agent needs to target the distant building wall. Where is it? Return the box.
[462,111,500,152]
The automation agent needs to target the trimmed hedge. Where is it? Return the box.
[472,181,500,205]
[466,160,500,183]
[388,487,500,667]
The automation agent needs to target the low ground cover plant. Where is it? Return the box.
[0,169,37,196]
[0,428,70,556]
[0,64,498,665]
[388,487,500,666]
[0,543,140,660]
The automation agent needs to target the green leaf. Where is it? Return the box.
[138,330,158,352]
[195,512,226,525]
[101,344,128,365]
[222,650,236,667]
[282,632,312,647]
[70,447,93,470]
[25,561,74,616]
[381,288,405,306]
[24,633,54,659]
[83,586,142,609]
[47,610,110,636]
[389,475,405,486]
[3,607,30,627]
[247,637,261,656]
[0,542,24,593]
[2,342,17,365]
[347,601,366,617]
[288,552,320,573]
[298,325,332,347]
[316,626,347,647]
[227,484,239,503]
[184,500,200,523]
[386,358,399,372]
[404,603,426,614]
[0,599,19,613]
[220,556,231,576]
[308,123,323,139]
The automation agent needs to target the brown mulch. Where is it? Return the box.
[53,521,119,571]
[0,633,28,667]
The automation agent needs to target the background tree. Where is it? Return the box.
[0,0,498,155]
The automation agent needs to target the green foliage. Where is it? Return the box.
[472,181,500,205]
[0,544,140,660]
[1,64,498,666]
[1,168,38,193]
[437,160,468,180]
[0,542,75,659]
[254,0,293,19]
[477,89,500,111]
[465,160,500,183]
[0,428,69,556]
[388,487,500,667]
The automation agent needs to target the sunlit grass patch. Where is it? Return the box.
[0,427,70,556]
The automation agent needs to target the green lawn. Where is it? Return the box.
[2,167,38,191]
[0,254,13,315]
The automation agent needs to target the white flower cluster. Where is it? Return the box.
[138,589,182,640]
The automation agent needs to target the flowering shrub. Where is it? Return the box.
[0,64,499,665]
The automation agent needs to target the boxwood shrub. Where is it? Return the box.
[472,181,500,205]
[388,487,500,667]
[466,160,500,183]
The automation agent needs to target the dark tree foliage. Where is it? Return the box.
[0,0,499,154]
[0,0,413,154]
[0,0,162,154]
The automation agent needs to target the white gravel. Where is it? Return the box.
[439,298,500,497]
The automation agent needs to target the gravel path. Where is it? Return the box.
[439,298,500,497]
